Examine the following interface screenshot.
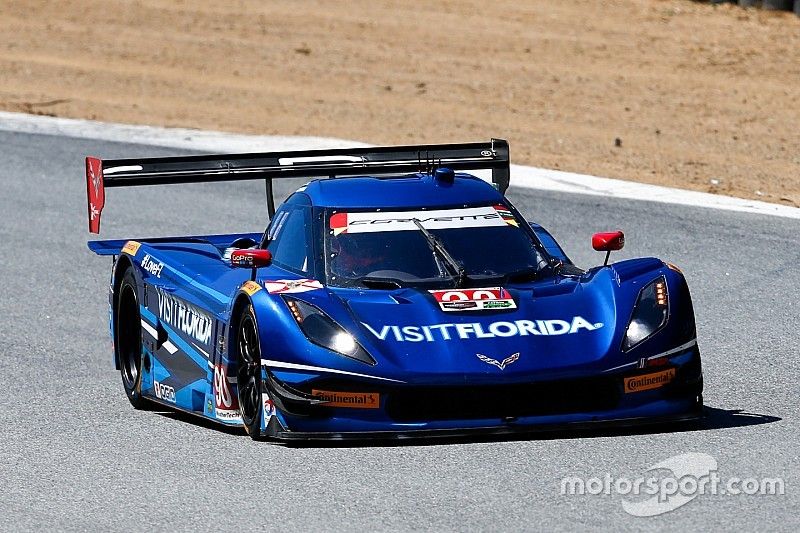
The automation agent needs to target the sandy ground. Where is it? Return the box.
[1,0,798,206]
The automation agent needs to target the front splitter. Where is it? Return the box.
[270,407,704,443]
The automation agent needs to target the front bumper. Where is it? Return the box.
[261,346,703,440]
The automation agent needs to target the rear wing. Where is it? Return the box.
[85,139,510,233]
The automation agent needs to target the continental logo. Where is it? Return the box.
[311,390,380,409]
[241,281,262,296]
[624,368,676,393]
[121,240,141,256]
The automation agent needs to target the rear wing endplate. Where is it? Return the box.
[85,139,509,234]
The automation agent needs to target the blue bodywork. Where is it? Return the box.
[89,172,702,440]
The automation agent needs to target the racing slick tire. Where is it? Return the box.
[236,305,265,440]
[116,268,148,409]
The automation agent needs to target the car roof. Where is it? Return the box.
[300,172,504,209]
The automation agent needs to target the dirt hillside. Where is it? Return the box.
[1,0,799,206]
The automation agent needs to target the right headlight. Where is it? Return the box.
[283,296,376,366]
[622,276,669,351]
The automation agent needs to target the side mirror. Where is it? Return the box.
[592,231,624,266]
[230,249,273,269]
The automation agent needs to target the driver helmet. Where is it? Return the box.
[331,235,389,276]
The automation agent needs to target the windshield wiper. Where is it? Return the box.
[412,218,467,288]
[503,266,541,283]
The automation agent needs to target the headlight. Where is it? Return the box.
[283,297,376,366]
[623,276,669,351]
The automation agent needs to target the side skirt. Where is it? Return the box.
[141,393,246,430]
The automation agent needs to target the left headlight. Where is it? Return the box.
[623,276,669,351]
[283,296,376,366]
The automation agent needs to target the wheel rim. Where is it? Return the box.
[237,313,262,427]
[118,283,140,389]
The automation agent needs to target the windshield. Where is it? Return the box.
[324,204,547,288]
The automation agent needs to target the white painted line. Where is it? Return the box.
[189,341,210,359]
[104,164,143,174]
[261,359,405,383]
[0,110,368,152]
[140,319,157,339]
[279,155,363,165]
[140,318,177,354]
[508,165,800,220]
[1,111,797,219]
[603,339,698,373]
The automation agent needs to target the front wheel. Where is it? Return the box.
[236,305,265,440]
[116,268,147,409]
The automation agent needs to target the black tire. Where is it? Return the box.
[116,268,147,409]
[236,305,264,440]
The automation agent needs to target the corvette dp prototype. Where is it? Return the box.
[85,140,703,440]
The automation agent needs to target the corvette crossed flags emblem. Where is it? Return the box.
[476,352,520,370]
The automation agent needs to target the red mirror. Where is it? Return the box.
[230,249,273,269]
[592,231,624,266]
[592,231,625,252]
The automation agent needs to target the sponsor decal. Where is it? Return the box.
[363,316,603,342]
[265,278,323,294]
[213,365,240,418]
[476,352,520,370]
[156,287,213,346]
[140,254,164,278]
[624,368,676,393]
[88,158,102,196]
[430,287,516,312]
[154,380,176,403]
[86,157,105,233]
[230,250,269,268]
[492,205,519,227]
[216,410,242,421]
[329,206,509,235]
[121,240,141,256]
[262,392,276,423]
[241,280,262,296]
[311,390,380,409]
[215,410,241,421]
[206,398,213,413]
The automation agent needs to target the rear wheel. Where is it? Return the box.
[237,305,264,439]
[116,268,147,409]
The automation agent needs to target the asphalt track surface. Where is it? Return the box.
[0,130,798,531]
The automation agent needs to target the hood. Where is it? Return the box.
[336,268,623,383]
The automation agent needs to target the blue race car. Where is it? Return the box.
[85,140,703,441]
